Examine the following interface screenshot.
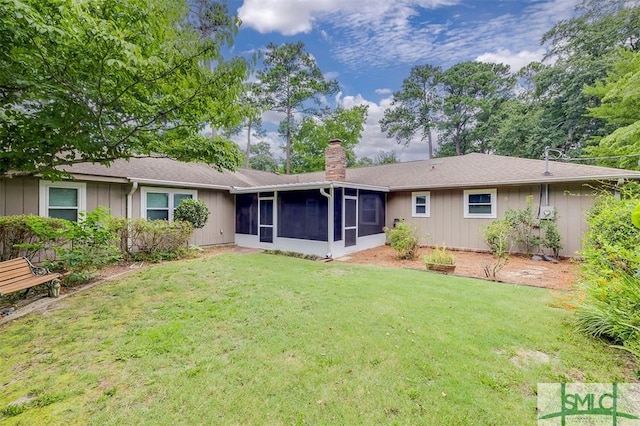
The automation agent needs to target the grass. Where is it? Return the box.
[0,252,633,425]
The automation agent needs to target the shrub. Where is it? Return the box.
[576,183,640,364]
[504,195,540,256]
[384,220,419,260]
[115,219,194,262]
[52,207,121,283]
[423,244,455,266]
[0,215,68,262]
[540,219,563,259]
[174,199,210,229]
[580,184,640,282]
[482,219,511,258]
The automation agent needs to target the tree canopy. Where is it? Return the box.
[289,106,368,174]
[0,0,248,178]
[380,64,441,159]
[256,42,339,174]
[584,50,640,169]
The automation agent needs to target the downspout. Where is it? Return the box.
[126,181,139,252]
[320,184,334,259]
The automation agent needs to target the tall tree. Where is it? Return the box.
[289,105,368,173]
[584,50,640,170]
[247,141,279,172]
[528,0,640,155]
[221,82,267,168]
[437,61,514,156]
[379,65,441,159]
[257,42,339,174]
[0,0,248,179]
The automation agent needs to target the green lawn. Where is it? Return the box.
[0,253,632,425]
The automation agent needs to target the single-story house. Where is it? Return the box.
[1,140,639,257]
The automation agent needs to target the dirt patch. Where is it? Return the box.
[510,349,552,368]
[341,245,578,290]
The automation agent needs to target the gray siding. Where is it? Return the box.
[1,178,236,247]
[193,189,235,246]
[0,177,39,215]
[387,183,598,257]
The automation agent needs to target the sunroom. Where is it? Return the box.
[232,182,388,258]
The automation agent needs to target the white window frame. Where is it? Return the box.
[411,191,430,218]
[141,187,197,222]
[463,188,497,219]
[39,180,87,221]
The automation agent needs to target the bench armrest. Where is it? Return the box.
[25,258,53,276]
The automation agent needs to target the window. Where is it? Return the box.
[39,181,86,221]
[141,187,197,221]
[412,192,430,218]
[464,189,497,218]
[360,195,379,225]
[358,191,385,237]
[236,194,258,235]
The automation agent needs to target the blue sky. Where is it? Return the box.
[227,0,581,162]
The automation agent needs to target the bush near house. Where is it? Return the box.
[50,207,121,283]
[1,210,196,289]
[174,199,210,229]
[0,215,67,262]
[112,218,194,262]
[482,195,563,258]
[576,183,640,364]
[383,220,419,260]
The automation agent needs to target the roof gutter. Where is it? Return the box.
[126,177,231,191]
[126,181,139,252]
[231,181,389,194]
[388,175,640,191]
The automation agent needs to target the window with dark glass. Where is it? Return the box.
[48,187,80,221]
[144,190,193,221]
[277,190,328,241]
[334,188,342,242]
[358,191,385,237]
[236,194,258,235]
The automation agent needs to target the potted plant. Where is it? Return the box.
[423,244,456,274]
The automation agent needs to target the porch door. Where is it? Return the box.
[259,196,274,244]
[344,195,357,247]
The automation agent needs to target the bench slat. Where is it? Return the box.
[1,272,59,287]
[0,258,62,297]
[0,278,55,294]
[0,268,37,282]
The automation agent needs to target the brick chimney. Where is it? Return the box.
[325,139,346,181]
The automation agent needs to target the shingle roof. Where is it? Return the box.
[297,153,640,189]
[62,153,640,191]
[63,157,296,188]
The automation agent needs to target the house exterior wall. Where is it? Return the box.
[0,177,128,216]
[0,178,235,247]
[387,183,598,257]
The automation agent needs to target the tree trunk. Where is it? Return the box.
[427,129,434,159]
[285,105,292,174]
[245,122,252,168]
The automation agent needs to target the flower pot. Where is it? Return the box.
[425,262,456,274]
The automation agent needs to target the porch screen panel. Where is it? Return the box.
[236,194,258,235]
[358,191,386,237]
[277,190,328,241]
[334,188,342,242]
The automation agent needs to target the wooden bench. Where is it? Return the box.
[0,258,62,298]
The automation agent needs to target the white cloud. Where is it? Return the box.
[324,71,340,80]
[336,93,431,162]
[475,48,547,72]
[238,0,459,36]
[375,88,392,95]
